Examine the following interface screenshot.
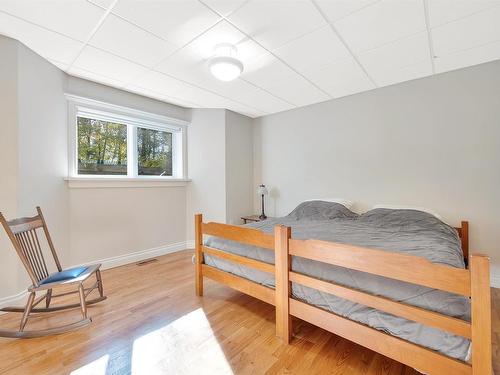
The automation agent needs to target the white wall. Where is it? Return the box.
[0,37,20,298]
[0,37,68,299]
[186,109,227,241]
[185,109,255,241]
[254,59,500,282]
[225,110,254,224]
[17,42,69,278]
[69,187,187,265]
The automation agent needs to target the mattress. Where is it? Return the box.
[204,201,471,361]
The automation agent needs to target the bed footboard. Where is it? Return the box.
[194,214,275,304]
[274,225,491,375]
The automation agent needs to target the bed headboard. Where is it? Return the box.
[454,221,469,262]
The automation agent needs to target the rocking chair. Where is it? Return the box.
[0,207,106,338]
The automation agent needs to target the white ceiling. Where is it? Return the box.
[1,0,500,118]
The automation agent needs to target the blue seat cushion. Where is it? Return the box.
[40,266,89,285]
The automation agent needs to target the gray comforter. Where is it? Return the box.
[204,201,471,361]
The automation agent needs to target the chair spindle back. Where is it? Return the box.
[0,207,62,286]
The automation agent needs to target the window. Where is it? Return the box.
[77,117,128,175]
[67,95,187,180]
[137,127,172,176]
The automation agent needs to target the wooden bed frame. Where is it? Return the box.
[194,214,491,375]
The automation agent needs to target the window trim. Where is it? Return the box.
[64,177,190,189]
[66,94,188,182]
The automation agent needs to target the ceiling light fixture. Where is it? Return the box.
[209,43,243,82]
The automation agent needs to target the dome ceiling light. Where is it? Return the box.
[209,43,244,82]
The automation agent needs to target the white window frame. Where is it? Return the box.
[65,94,188,185]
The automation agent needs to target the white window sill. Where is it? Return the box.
[65,177,191,189]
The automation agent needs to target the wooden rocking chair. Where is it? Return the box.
[0,207,106,338]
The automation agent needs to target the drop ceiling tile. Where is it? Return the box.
[201,0,249,16]
[428,0,500,28]
[273,25,351,73]
[162,20,266,62]
[228,0,326,50]
[68,66,129,89]
[155,49,206,82]
[132,70,196,97]
[315,0,381,23]
[435,39,500,73]
[0,0,104,42]
[372,58,432,87]
[334,0,426,53]
[0,12,83,65]
[224,104,265,118]
[125,83,202,108]
[133,71,265,117]
[358,31,430,85]
[155,48,222,94]
[110,0,220,47]
[432,5,500,56]
[89,14,177,67]
[254,76,329,107]
[72,46,149,82]
[88,0,115,9]
[132,70,241,110]
[223,82,293,113]
[242,53,329,106]
[303,56,375,98]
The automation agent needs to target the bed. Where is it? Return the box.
[194,201,492,375]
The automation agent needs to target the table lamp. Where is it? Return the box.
[257,184,268,219]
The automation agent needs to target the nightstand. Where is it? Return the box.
[241,215,270,224]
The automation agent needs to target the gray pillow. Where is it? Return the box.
[287,200,358,221]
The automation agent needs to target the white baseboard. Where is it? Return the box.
[185,240,195,249]
[0,241,190,310]
[92,241,189,270]
[0,290,29,310]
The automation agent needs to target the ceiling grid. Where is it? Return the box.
[0,0,498,117]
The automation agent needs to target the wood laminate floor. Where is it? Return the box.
[0,250,498,374]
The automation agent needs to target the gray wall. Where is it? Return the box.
[0,37,20,297]
[186,109,227,241]
[185,108,254,241]
[0,37,68,297]
[17,42,69,279]
[225,110,254,225]
[254,59,500,282]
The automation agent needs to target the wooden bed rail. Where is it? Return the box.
[274,225,492,375]
[201,221,274,250]
[288,238,471,296]
[194,214,275,302]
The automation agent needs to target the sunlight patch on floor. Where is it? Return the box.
[131,308,233,375]
[70,354,109,375]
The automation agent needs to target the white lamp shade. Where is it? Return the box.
[256,185,268,195]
